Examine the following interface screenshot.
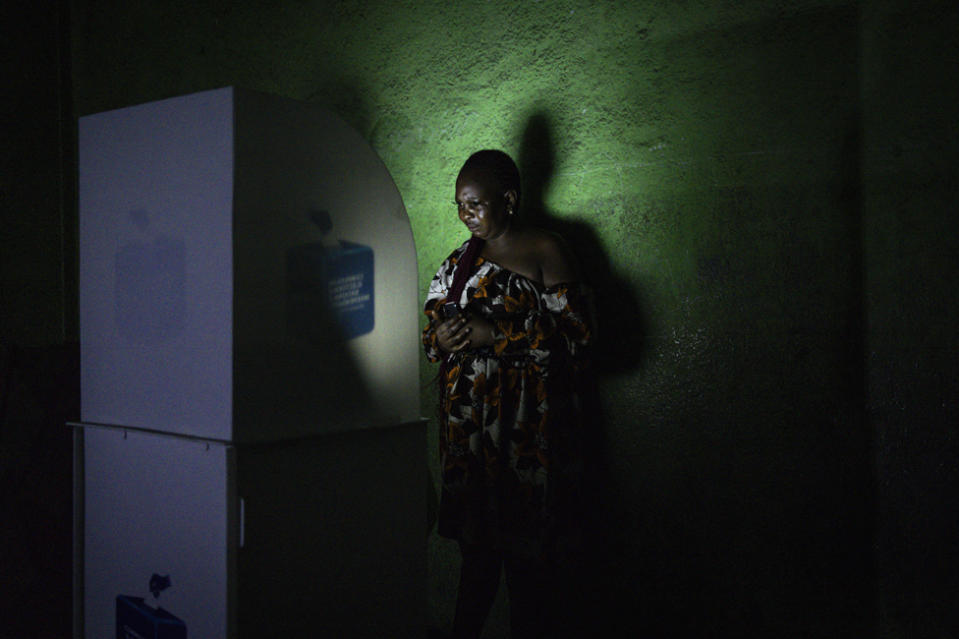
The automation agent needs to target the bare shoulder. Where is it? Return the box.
[524,228,566,260]
[525,228,579,286]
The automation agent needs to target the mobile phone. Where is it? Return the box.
[442,302,461,319]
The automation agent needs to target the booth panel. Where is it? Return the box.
[231,89,419,440]
[81,426,231,639]
[79,87,420,442]
[79,89,234,440]
[236,421,426,638]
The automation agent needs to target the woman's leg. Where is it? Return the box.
[504,554,555,639]
[451,543,502,639]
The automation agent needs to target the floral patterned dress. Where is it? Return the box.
[423,240,592,561]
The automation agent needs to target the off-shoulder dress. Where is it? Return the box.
[423,240,592,560]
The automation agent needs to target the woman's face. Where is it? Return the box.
[454,169,514,241]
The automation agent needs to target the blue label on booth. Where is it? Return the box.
[116,595,187,639]
[325,240,374,338]
[287,240,374,340]
[115,234,186,344]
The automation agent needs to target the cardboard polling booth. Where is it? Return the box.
[73,87,424,638]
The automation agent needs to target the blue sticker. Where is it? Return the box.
[325,241,374,339]
[114,210,186,344]
[116,595,187,639]
[287,240,374,340]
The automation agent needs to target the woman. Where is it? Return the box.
[423,150,591,638]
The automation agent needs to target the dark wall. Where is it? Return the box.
[1,1,77,638]
[863,3,959,636]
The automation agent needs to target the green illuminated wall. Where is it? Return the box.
[67,1,958,636]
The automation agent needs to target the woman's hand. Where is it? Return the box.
[435,313,496,353]
[436,315,469,353]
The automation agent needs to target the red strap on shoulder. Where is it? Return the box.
[446,237,484,309]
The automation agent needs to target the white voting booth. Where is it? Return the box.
[73,87,424,638]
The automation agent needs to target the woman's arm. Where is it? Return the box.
[539,232,580,288]
[423,243,486,359]
[487,282,591,357]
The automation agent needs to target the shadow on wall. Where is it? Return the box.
[519,112,649,378]
[517,111,649,637]
[601,5,876,639]
[512,4,880,636]
[307,78,375,139]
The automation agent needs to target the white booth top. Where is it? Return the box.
[79,87,419,442]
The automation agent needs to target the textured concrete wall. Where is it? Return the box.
[862,3,959,637]
[65,1,958,637]
[2,0,72,345]
[2,3,76,638]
